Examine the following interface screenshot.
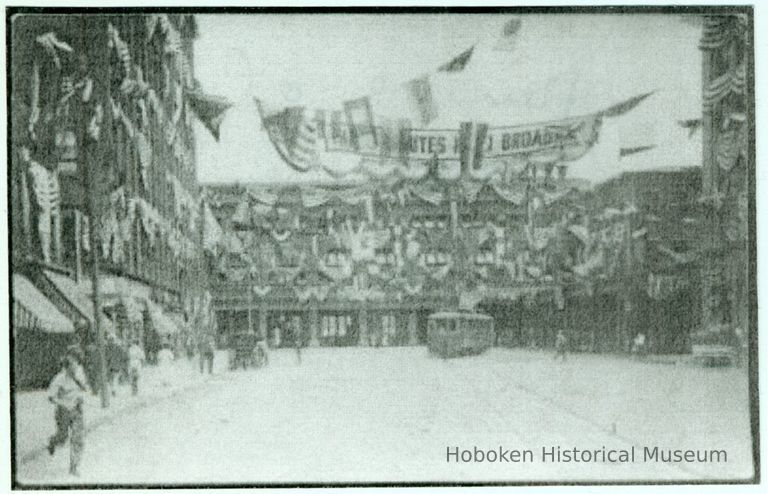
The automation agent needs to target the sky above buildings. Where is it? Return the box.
[193,13,703,185]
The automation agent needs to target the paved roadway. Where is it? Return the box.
[16,347,753,485]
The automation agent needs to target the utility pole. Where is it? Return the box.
[80,17,110,408]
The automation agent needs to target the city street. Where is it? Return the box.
[16,347,753,485]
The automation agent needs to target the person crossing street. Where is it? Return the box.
[554,330,568,361]
[128,340,146,396]
[46,348,89,476]
[198,334,215,374]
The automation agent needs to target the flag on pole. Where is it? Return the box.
[677,118,702,137]
[313,109,327,142]
[438,46,475,72]
[600,92,654,117]
[493,18,523,51]
[619,145,655,157]
[397,119,413,167]
[458,122,489,176]
[255,98,320,172]
[376,118,400,162]
[344,97,378,152]
[328,110,351,151]
[405,76,438,126]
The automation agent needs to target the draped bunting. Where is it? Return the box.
[526,225,556,252]
[572,248,605,278]
[136,131,151,188]
[81,215,90,252]
[646,272,690,300]
[406,76,438,126]
[699,14,748,50]
[716,126,746,171]
[167,172,200,231]
[703,64,746,110]
[490,182,526,205]
[202,202,224,254]
[97,186,200,262]
[256,100,319,172]
[25,156,61,263]
[247,188,279,207]
[294,285,330,302]
[107,23,132,82]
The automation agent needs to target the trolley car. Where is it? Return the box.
[427,311,495,358]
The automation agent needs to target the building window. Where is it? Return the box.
[382,314,397,345]
[475,249,495,265]
[375,249,396,266]
[423,250,449,267]
[325,250,347,267]
[321,314,351,338]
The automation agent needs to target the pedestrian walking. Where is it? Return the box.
[198,334,215,374]
[294,327,303,365]
[631,332,646,359]
[554,330,568,361]
[46,349,89,476]
[185,334,196,361]
[128,340,146,396]
[106,335,126,396]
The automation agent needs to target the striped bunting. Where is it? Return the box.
[255,99,321,173]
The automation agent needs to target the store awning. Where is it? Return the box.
[13,274,74,333]
[42,270,117,335]
[44,269,94,322]
[145,300,181,335]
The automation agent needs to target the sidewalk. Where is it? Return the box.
[13,351,229,467]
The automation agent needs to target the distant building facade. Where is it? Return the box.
[204,167,704,354]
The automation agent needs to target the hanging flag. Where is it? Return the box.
[186,85,232,141]
[678,118,702,137]
[344,97,378,152]
[458,122,489,176]
[473,123,489,170]
[376,118,400,162]
[494,18,523,51]
[256,98,320,172]
[619,145,655,157]
[600,92,654,117]
[313,109,327,143]
[328,110,352,152]
[405,75,438,126]
[397,119,413,167]
[438,45,475,73]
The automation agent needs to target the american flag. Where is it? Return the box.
[255,99,320,173]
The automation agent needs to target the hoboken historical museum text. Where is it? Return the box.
[445,446,728,464]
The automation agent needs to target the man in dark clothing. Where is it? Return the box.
[105,336,127,396]
[198,334,215,374]
[294,327,303,365]
[554,330,568,361]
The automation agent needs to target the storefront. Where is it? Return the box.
[12,274,77,389]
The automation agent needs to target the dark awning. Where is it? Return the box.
[13,274,74,333]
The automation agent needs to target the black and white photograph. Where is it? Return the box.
[3,4,759,489]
